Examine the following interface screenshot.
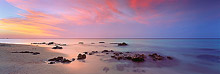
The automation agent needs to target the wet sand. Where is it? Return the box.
[0,43,73,74]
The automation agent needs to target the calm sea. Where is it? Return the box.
[0,38,220,74]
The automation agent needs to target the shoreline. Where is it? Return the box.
[0,43,72,74]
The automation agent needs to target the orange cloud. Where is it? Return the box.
[0,10,64,37]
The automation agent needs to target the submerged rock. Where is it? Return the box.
[52,46,63,49]
[167,56,173,60]
[77,54,86,60]
[149,53,164,61]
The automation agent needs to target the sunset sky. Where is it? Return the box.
[0,0,220,38]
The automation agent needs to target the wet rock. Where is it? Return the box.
[131,54,146,62]
[118,42,128,46]
[11,51,40,55]
[102,50,109,53]
[52,46,63,49]
[83,52,88,54]
[48,61,55,64]
[77,54,86,60]
[47,42,55,45]
[31,42,46,44]
[149,53,164,61]
[103,67,110,73]
[32,52,40,55]
[167,56,173,60]
[78,42,84,44]
[61,58,72,63]
[72,58,75,61]
[48,56,72,64]
[99,42,105,43]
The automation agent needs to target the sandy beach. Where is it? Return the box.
[0,43,74,74]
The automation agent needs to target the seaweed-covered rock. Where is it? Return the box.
[78,42,84,44]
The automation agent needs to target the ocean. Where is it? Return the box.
[0,38,220,74]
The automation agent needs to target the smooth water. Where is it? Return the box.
[0,38,220,74]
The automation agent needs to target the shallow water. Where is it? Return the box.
[0,38,220,74]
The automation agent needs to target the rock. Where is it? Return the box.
[83,52,88,54]
[61,58,72,63]
[77,54,86,60]
[48,42,55,45]
[48,61,55,64]
[167,56,173,60]
[102,50,109,53]
[48,56,72,64]
[72,58,75,61]
[32,52,40,55]
[11,51,40,55]
[88,52,94,55]
[52,46,63,49]
[118,42,128,46]
[149,53,164,61]
[91,43,95,44]
[99,42,105,43]
[131,54,146,62]
[79,42,84,44]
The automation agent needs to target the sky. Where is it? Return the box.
[0,0,220,38]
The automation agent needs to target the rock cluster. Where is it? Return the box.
[48,56,72,64]
[11,51,40,55]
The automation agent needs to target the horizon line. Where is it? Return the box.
[0,38,219,39]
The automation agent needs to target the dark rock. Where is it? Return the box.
[77,54,86,60]
[61,58,72,63]
[88,52,94,55]
[52,46,63,49]
[91,43,95,44]
[72,58,75,61]
[79,42,84,44]
[48,42,55,45]
[32,52,40,55]
[118,42,128,46]
[131,54,146,62]
[83,52,88,54]
[48,61,55,64]
[167,56,173,60]
[149,53,164,61]
[11,51,40,55]
[102,50,109,53]
[48,56,72,64]
[99,42,105,43]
